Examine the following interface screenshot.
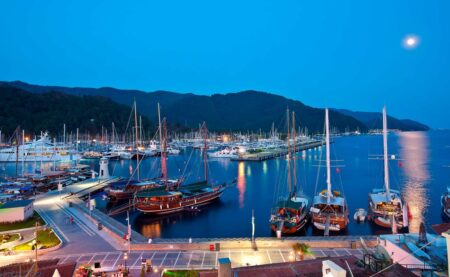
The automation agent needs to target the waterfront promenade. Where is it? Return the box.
[1,176,378,273]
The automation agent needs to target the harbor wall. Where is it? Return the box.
[129,237,378,251]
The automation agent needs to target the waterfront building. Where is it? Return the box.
[0,199,34,223]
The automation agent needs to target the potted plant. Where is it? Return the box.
[292,242,312,261]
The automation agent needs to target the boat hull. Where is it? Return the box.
[310,214,348,232]
[270,217,308,234]
[0,153,80,163]
[108,191,133,201]
[136,190,223,215]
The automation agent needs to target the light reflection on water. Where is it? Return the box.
[398,132,430,233]
[139,220,162,238]
[237,162,246,208]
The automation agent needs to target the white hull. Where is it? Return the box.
[353,209,367,222]
[313,222,341,232]
[207,153,238,158]
[0,153,80,163]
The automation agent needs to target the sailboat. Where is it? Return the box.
[368,106,408,230]
[270,109,310,234]
[135,121,232,215]
[105,103,180,201]
[310,108,349,232]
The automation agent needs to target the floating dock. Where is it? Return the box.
[231,140,325,161]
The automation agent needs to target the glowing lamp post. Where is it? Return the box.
[123,252,128,275]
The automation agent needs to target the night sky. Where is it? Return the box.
[1,0,449,127]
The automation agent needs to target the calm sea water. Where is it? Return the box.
[2,130,450,238]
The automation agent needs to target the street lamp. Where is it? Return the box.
[123,252,128,274]
[33,221,40,274]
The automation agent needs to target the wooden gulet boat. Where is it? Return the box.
[135,110,230,214]
[269,109,310,235]
[310,109,349,233]
[105,179,179,201]
[368,106,408,231]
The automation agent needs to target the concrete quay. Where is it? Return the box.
[231,140,325,161]
[1,176,381,274]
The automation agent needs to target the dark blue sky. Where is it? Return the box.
[1,1,449,127]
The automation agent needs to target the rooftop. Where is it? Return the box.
[0,199,33,209]
[199,256,415,277]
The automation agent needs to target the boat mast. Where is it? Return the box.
[139,116,143,145]
[134,100,140,180]
[15,127,19,177]
[325,108,331,204]
[22,129,25,176]
[112,123,115,144]
[163,118,168,188]
[158,103,168,188]
[383,106,391,201]
[203,122,208,182]
[286,108,292,195]
[292,111,297,193]
[76,128,79,166]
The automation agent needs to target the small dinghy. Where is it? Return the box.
[313,222,341,232]
[354,208,367,222]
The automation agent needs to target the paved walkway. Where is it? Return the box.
[42,247,372,271]
[33,179,124,254]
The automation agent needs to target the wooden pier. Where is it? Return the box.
[230,140,325,162]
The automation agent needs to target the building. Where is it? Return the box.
[199,256,415,277]
[0,199,34,223]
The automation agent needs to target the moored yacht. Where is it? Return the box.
[207,146,241,158]
[105,178,180,201]
[0,133,80,163]
[310,109,349,233]
[270,109,310,235]
[135,119,232,215]
[368,107,408,230]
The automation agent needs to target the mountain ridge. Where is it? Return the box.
[0,81,429,133]
[0,85,151,136]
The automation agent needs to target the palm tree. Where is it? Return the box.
[292,242,312,261]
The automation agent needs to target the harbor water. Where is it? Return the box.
[2,130,449,239]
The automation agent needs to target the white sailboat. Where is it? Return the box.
[368,106,408,230]
[310,108,349,232]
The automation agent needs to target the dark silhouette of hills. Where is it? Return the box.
[335,109,429,131]
[0,85,150,136]
[0,81,428,134]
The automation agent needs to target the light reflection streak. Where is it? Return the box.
[263,161,268,174]
[140,221,162,238]
[399,132,430,232]
[237,162,246,208]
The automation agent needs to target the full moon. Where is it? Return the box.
[403,35,420,49]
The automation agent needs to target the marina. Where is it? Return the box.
[1,1,449,274]
[2,129,448,239]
